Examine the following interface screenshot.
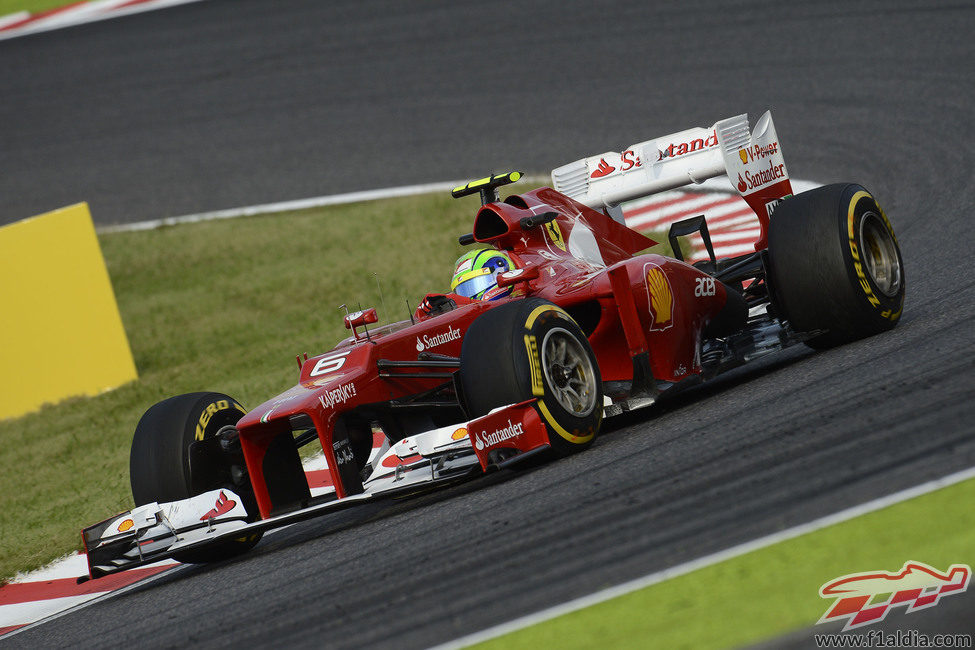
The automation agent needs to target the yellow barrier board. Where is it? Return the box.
[0,203,137,420]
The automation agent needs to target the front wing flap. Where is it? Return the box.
[83,489,251,578]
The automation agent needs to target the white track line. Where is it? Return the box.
[0,595,105,629]
[0,0,207,41]
[432,465,975,650]
[1,561,187,640]
[98,180,469,233]
[19,0,145,30]
[6,552,89,584]
[0,10,28,29]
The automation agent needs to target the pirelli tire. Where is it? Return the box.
[767,183,905,349]
[129,392,263,563]
[459,298,603,456]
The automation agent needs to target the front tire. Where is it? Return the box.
[767,183,905,348]
[129,392,263,563]
[459,298,603,456]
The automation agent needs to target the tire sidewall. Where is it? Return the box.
[130,392,247,504]
[767,183,905,344]
[509,302,603,448]
[834,187,905,326]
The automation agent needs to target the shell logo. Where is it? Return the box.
[644,263,675,332]
[451,427,468,441]
[117,518,134,533]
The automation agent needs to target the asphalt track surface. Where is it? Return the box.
[3,0,974,647]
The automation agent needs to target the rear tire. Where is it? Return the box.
[767,183,905,348]
[130,392,263,563]
[459,298,602,456]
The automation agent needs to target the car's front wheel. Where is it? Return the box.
[129,392,263,563]
[458,298,603,456]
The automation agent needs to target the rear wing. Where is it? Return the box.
[551,111,793,251]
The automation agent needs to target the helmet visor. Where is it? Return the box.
[452,269,498,299]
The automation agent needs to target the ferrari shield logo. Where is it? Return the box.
[739,149,748,165]
[644,263,674,331]
[545,219,567,252]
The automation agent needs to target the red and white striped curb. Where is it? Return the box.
[0,0,205,41]
[0,436,388,638]
[621,178,821,262]
[623,190,759,261]
[0,554,179,637]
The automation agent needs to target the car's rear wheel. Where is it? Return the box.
[130,392,263,563]
[767,183,905,348]
[459,298,603,456]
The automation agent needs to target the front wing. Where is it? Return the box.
[82,400,550,580]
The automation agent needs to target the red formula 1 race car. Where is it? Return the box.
[82,111,905,578]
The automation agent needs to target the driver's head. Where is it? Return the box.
[450,248,516,300]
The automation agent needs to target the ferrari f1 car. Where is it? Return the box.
[82,111,905,578]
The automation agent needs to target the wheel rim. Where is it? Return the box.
[859,211,902,297]
[540,327,598,417]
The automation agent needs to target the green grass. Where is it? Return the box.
[477,477,975,649]
[0,0,70,17]
[0,185,674,582]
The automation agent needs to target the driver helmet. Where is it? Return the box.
[450,248,516,300]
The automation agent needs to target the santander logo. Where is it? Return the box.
[737,173,748,193]
[472,419,525,451]
[590,158,616,179]
[200,490,236,521]
[737,162,787,194]
[590,130,719,181]
[416,325,462,352]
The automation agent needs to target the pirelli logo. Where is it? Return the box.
[524,335,544,396]
[195,399,246,441]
